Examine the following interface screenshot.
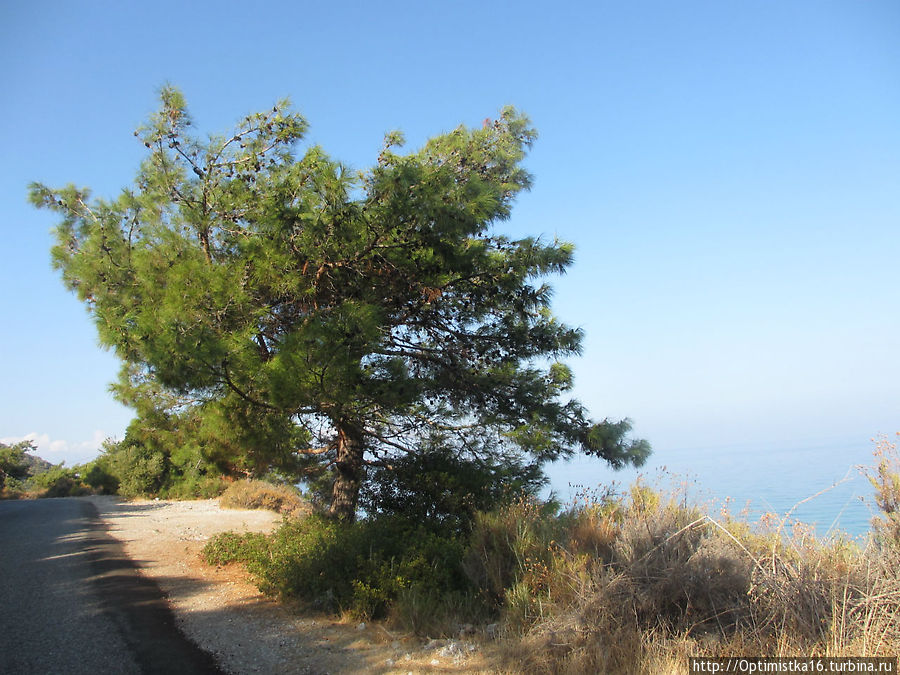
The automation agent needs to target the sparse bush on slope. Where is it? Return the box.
[482,463,900,673]
[866,433,900,548]
[219,479,311,518]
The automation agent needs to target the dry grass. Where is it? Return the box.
[218,479,311,518]
[466,441,900,675]
[865,433,900,545]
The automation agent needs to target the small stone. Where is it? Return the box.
[357,622,366,631]
[439,641,462,657]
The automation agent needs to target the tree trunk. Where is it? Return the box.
[328,423,364,522]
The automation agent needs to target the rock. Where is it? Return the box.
[356,622,366,631]
[439,641,462,657]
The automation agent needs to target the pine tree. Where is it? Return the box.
[31,87,649,520]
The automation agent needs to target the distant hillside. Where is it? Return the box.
[23,452,55,476]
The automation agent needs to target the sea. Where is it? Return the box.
[544,436,888,540]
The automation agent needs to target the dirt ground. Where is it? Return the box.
[87,496,499,675]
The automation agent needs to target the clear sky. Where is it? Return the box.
[2,1,898,478]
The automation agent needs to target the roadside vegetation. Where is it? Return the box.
[0,432,229,500]
[0,439,86,499]
[203,434,900,673]
[218,478,310,517]
[7,431,899,670]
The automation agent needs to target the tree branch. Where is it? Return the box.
[220,359,279,411]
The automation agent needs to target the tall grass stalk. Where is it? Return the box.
[476,440,900,673]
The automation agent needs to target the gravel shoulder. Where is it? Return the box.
[87,496,497,674]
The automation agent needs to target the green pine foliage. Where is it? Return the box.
[1,441,34,493]
[1,441,66,497]
[32,87,649,519]
[360,434,548,534]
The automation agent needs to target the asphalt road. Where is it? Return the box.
[0,497,223,675]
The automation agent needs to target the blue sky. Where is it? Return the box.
[2,1,898,484]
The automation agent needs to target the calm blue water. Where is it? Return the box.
[545,437,882,539]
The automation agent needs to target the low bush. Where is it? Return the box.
[462,496,564,609]
[204,514,473,625]
[201,531,270,566]
[1,476,27,499]
[29,466,92,498]
[218,479,310,517]
[262,515,470,620]
[388,586,490,638]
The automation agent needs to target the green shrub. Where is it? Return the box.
[269,515,469,618]
[104,439,168,497]
[250,515,342,604]
[29,466,91,497]
[204,514,473,622]
[202,531,270,566]
[97,430,228,499]
[83,461,120,494]
[1,476,26,498]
